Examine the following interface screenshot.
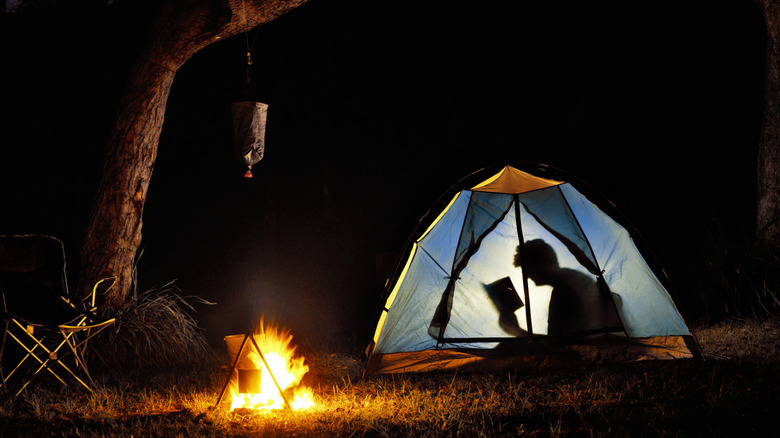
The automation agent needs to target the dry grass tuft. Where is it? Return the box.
[88,280,215,373]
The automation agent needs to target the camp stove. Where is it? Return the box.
[215,322,315,412]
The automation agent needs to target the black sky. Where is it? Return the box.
[2,0,767,350]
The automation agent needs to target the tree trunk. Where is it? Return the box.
[78,0,307,308]
[757,0,780,247]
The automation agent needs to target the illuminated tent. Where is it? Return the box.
[365,165,699,374]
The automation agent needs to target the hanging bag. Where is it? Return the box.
[231,101,268,178]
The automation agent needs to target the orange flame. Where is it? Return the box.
[229,320,315,412]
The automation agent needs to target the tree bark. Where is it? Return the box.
[757,0,780,247]
[78,0,307,308]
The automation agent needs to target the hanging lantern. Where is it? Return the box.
[231,101,268,178]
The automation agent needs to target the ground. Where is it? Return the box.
[0,318,778,436]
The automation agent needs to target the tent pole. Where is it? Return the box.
[514,195,534,336]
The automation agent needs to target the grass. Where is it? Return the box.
[0,318,778,437]
[88,278,216,372]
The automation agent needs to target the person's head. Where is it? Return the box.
[515,239,559,285]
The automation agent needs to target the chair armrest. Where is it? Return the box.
[88,277,117,308]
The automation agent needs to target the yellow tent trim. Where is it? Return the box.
[419,192,461,241]
[371,242,418,348]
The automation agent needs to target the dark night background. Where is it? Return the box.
[1,0,766,350]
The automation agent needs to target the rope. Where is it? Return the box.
[240,0,261,95]
[241,0,251,64]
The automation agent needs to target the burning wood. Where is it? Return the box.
[222,320,315,412]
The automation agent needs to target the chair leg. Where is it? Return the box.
[9,322,70,381]
[7,330,69,396]
[5,321,96,396]
[0,320,9,396]
[19,360,92,396]
[20,322,112,395]
[21,331,94,395]
[6,330,67,382]
[1,316,114,396]
[61,329,95,389]
[63,320,115,388]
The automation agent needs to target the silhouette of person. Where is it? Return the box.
[514,239,621,337]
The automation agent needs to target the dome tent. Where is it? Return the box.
[365,165,699,375]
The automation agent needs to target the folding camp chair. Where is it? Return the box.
[0,234,115,396]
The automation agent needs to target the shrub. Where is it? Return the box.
[90,279,215,372]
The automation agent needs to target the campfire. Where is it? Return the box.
[222,320,315,412]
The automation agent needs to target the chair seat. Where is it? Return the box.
[5,307,85,329]
[14,315,116,333]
